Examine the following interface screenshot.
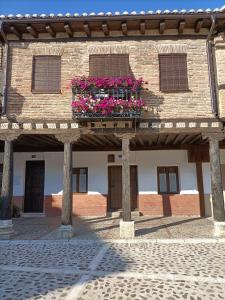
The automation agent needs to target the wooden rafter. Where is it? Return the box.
[83,23,91,37]
[64,23,73,37]
[121,22,128,35]
[159,20,165,34]
[140,21,146,34]
[10,25,21,39]
[178,20,186,34]
[189,134,202,144]
[195,19,203,33]
[102,22,109,36]
[26,25,38,38]
[46,24,56,37]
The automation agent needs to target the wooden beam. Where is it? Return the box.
[140,21,145,34]
[178,20,186,34]
[83,23,91,37]
[121,22,128,35]
[195,19,203,33]
[196,162,205,217]
[64,23,73,38]
[189,134,201,145]
[159,20,165,34]
[46,24,56,37]
[26,25,38,38]
[173,135,181,145]
[102,22,109,36]
[10,25,21,39]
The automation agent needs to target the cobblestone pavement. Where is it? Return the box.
[11,216,215,240]
[0,240,225,299]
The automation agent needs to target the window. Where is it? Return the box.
[159,54,188,92]
[89,54,131,77]
[157,167,179,194]
[0,164,3,194]
[32,55,61,93]
[72,168,88,193]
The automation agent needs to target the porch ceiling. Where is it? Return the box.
[0,133,223,152]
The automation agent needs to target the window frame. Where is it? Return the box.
[31,55,61,94]
[157,166,180,194]
[72,167,88,194]
[159,53,189,93]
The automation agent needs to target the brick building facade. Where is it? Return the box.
[0,7,225,238]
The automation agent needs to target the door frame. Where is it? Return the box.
[23,160,45,214]
[107,164,138,211]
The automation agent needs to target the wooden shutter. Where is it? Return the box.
[89,54,131,77]
[159,54,188,92]
[32,56,61,93]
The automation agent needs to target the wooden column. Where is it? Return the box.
[116,133,135,222]
[195,162,205,217]
[0,140,13,220]
[0,134,19,238]
[208,135,225,222]
[55,133,81,227]
[62,142,73,225]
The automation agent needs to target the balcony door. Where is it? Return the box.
[108,165,138,211]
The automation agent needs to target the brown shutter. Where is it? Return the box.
[32,56,61,93]
[159,54,188,92]
[89,54,131,77]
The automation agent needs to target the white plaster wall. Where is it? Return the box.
[0,150,200,197]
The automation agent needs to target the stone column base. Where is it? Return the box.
[214,221,225,237]
[120,220,135,239]
[57,225,74,239]
[0,219,14,239]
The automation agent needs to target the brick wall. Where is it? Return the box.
[44,194,107,217]
[215,34,225,118]
[7,38,213,121]
[138,194,201,216]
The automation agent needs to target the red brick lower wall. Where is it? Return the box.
[13,194,201,217]
[44,194,107,217]
[13,196,23,210]
[138,194,201,216]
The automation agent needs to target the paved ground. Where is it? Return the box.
[0,240,225,299]
[11,216,215,240]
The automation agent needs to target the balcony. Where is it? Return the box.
[71,76,145,119]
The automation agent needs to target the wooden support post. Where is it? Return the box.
[196,162,205,217]
[55,132,81,238]
[0,134,19,238]
[122,137,131,221]
[116,133,135,238]
[208,135,225,222]
[62,142,73,225]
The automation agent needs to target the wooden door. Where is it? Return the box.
[24,161,45,213]
[108,166,138,211]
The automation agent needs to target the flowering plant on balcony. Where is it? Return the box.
[72,95,145,116]
[70,76,144,91]
[71,76,146,117]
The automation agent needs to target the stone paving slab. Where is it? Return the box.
[0,270,80,300]
[78,275,225,300]
[0,242,102,270]
[0,240,225,299]
[10,216,215,240]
